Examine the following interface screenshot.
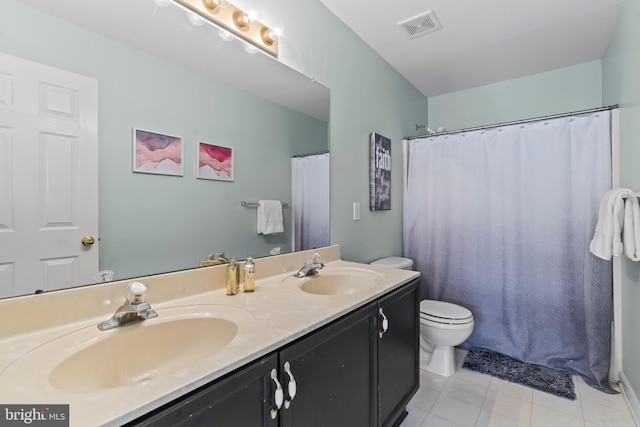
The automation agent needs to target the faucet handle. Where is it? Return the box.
[127,281,149,304]
[311,252,321,263]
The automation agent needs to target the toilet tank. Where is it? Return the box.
[370,256,413,270]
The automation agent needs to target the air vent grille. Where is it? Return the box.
[398,11,441,39]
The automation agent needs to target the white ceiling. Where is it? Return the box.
[319,0,624,97]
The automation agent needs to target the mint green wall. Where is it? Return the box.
[263,0,430,263]
[0,1,328,279]
[426,61,603,131]
[603,0,640,404]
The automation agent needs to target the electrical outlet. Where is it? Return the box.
[353,202,360,221]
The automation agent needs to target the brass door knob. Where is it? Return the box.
[81,235,96,247]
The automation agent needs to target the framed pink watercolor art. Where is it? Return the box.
[197,142,234,182]
[133,128,183,176]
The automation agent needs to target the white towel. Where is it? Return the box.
[623,196,640,261]
[589,188,631,260]
[257,200,284,235]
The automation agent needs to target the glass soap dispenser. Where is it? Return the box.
[226,258,240,295]
[244,257,255,292]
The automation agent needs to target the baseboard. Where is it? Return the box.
[619,371,640,426]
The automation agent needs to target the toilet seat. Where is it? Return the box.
[420,300,473,325]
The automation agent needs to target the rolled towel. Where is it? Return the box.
[623,196,640,261]
[257,200,284,235]
[589,188,632,260]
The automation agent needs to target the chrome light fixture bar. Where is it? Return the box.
[172,0,279,57]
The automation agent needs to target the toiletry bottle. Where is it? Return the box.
[244,257,255,292]
[226,258,240,295]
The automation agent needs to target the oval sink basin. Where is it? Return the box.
[285,267,385,295]
[49,316,238,393]
[0,305,253,395]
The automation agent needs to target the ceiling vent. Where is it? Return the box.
[398,11,442,39]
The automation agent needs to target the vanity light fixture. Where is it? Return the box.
[172,0,279,57]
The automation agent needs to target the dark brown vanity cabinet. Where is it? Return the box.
[377,280,420,427]
[127,279,419,427]
[278,302,377,427]
[129,353,280,427]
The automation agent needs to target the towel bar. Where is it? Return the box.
[241,201,289,208]
[622,192,640,198]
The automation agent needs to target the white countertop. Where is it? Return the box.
[0,247,419,427]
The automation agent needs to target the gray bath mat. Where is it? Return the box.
[462,349,576,400]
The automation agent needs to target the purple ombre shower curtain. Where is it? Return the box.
[404,111,614,392]
[292,153,330,251]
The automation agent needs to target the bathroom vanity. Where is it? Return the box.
[0,246,420,427]
[127,280,419,427]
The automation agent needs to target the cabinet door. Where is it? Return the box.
[127,354,279,427]
[378,280,420,427]
[278,304,377,427]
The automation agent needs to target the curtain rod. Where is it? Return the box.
[293,151,329,158]
[405,105,619,141]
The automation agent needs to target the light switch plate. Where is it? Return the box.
[353,202,361,221]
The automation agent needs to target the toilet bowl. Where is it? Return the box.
[419,300,474,377]
[370,257,474,377]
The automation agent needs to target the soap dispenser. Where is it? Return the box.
[226,258,240,295]
[244,257,255,292]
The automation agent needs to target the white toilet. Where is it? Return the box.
[370,256,475,377]
[419,300,474,377]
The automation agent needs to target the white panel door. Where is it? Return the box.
[0,52,98,298]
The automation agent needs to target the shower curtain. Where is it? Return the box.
[404,112,615,392]
[292,153,330,251]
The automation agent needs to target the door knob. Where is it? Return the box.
[81,235,96,247]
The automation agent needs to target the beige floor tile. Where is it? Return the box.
[454,368,494,388]
[420,368,450,392]
[532,389,583,419]
[400,404,429,427]
[578,381,630,412]
[530,404,585,427]
[431,394,482,427]
[422,412,464,427]
[442,376,490,407]
[489,378,534,403]
[410,385,440,412]
[409,362,635,427]
[581,400,636,426]
[483,388,533,422]
[476,408,530,427]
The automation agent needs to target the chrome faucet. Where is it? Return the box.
[98,282,158,330]
[294,252,325,278]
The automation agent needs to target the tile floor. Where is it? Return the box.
[401,350,637,427]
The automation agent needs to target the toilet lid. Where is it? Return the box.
[370,256,413,269]
[420,300,472,321]
[420,312,474,325]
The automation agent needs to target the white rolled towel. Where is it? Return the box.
[589,188,631,260]
[623,196,640,261]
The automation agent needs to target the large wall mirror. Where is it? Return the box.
[0,0,330,298]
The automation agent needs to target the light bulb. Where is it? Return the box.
[261,27,277,45]
[233,11,250,29]
[187,11,206,26]
[244,44,259,55]
[219,28,234,41]
[202,0,229,12]
[247,10,261,24]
